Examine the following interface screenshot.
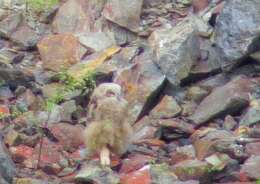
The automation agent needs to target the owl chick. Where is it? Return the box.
[84,83,133,166]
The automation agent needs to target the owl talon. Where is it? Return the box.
[100,146,110,166]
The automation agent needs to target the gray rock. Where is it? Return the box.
[52,0,91,34]
[0,136,16,184]
[240,99,260,126]
[149,17,200,86]
[75,163,120,184]
[102,0,143,32]
[189,76,254,125]
[150,95,181,119]
[241,155,260,179]
[77,32,115,52]
[0,13,22,39]
[214,0,260,69]
[114,49,165,124]
[60,100,77,122]
[150,163,178,184]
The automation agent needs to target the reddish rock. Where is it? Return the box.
[245,142,260,156]
[50,123,85,152]
[120,154,154,174]
[9,145,34,164]
[171,152,191,165]
[120,166,151,184]
[150,95,181,119]
[37,34,84,72]
[134,139,165,148]
[192,0,209,13]
[194,140,215,160]
[32,138,65,174]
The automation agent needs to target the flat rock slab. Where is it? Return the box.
[189,76,255,125]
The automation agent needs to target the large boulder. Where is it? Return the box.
[37,33,85,72]
[189,76,256,125]
[102,0,143,32]
[114,49,165,124]
[52,0,91,34]
[149,18,200,86]
[214,0,260,69]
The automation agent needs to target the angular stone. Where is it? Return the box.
[37,34,83,72]
[150,164,178,184]
[192,0,209,13]
[241,156,260,179]
[0,138,16,184]
[158,119,195,141]
[52,0,91,34]
[245,142,260,156]
[214,0,260,68]
[240,99,260,126]
[76,163,120,184]
[186,86,209,103]
[223,115,237,131]
[77,32,115,53]
[149,17,200,85]
[189,76,254,125]
[120,166,151,184]
[120,154,154,174]
[150,95,181,119]
[4,130,22,146]
[0,13,22,38]
[50,123,84,152]
[102,0,143,32]
[10,22,40,49]
[172,159,211,181]
[114,49,165,124]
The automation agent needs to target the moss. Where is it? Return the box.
[25,0,58,12]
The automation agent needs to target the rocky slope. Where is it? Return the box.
[0,0,260,183]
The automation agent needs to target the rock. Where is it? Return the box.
[150,95,181,119]
[0,67,34,88]
[245,142,260,156]
[149,17,200,86]
[77,32,115,53]
[223,115,237,131]
[4,129,22,146]
[60,100,77,122]
[37,33,84,72]
[0,13,22,39]
[0,137,16,184]
[120,166,151,184]
[32,138,64,174]
[150,163,178,184]
[241,155,260,179]
[239,99,260,126]
[120,154,154,174]
[76,163,120,184]
[10,22,40,50]
[52,0,91,34]
[114,49,165,124]
[214,0,260,69]
[0,48,24,65]
[0,86,14,100]
[132,125,157,141]
[172,159,211,181]
[189,76,254,125]
[192,0,209,13]
[50,123,84,152]
[186,86,209,103]
[102,0,143,32]
[158,119,195,141]
[16,89,36,111]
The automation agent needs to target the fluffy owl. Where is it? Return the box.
[83,83,133,166]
